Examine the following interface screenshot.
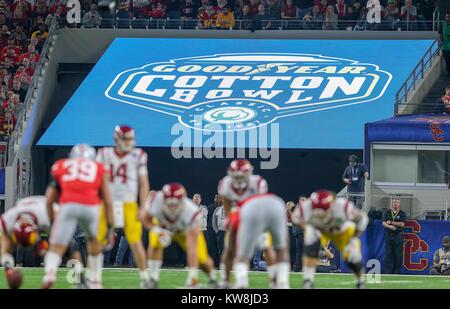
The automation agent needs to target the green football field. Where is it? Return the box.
[1,267,450,289]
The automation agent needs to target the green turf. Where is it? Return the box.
[1,267,450,289]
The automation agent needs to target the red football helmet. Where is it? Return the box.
[227,159,253,190]
[12,215,39,247]
[310,190,336,211]
[114,125,136,153]
[162,183,187,220]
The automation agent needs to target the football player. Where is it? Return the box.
[0,196,87,288]
[140,183,217,288]
[234,193,290,289]
[96,125,151,288]
[42,144,115,289]
[217,159,277,288]
[292,190,369,289]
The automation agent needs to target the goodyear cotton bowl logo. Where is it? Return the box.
[105,53,392,131]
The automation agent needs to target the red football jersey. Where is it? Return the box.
[51,158,105,206]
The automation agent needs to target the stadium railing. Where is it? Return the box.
[394,40,441,116]
[93,17,436,31]
[395,102,449,115]
[7,18,58,164]
[342,190,450,220]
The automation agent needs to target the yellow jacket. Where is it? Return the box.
[216,12,235,29]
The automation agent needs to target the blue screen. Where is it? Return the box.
[38,38,433,149]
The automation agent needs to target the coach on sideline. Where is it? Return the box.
[382,197,406,274]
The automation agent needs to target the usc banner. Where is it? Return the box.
[361,220,450,274]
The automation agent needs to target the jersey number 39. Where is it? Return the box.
[62,160,97,183]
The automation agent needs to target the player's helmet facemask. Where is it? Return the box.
[310,190,335,229]
[228,159,253,191]
[114,125,136,153]
[12,214,39,247]
[162,183,187,221]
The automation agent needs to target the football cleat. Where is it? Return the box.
[356,280,367,289]
[303,279,314,289]
[148,278,158,289]
[41,274,56,289]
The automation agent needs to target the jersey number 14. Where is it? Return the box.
[110,163,128,183]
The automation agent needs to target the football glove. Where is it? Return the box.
[152,226,172,248]
[343,237,362,264]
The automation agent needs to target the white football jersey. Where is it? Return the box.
[293,197,360,234]
[0,196,50,235]
[96,147,148,202]
[218,174,268,206]
[146,191,201,233]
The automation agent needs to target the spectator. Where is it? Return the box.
[384,0,400,29]
[237,4,253,29]
[216,6,235,29]
[133,0,151,18]
[323,4,338,29]
[286,201,296,270]
[317,241,339,273]
[0,0,12,20]
[11,78,26,101]
[212,201,226,259]
[165,0,181,19]
[116,0,132,19]
[180,0,196,20]
[267,0,281,20]
[334,0,347,19]
[214,0,228,14]
[197,2,217,29]
[33,0,48,18]
[400,0,417,30]
[206,194,222,266]
[430,236,450,275]
[281,0,297,20]
[193,193,208,236]
[434,85,450,113]
[251,3,271,31]
[82,4,102,28]
[292,195,306,272]
[31,23,49,41]
[439,12,450,76]
[352,0,363,19]
[383,196,406,274]
[302,5,323,30]
[248,0,259,16]
[297,0,312,19]
[10,25,27,51]
[315,0,328,14]
[342,154,369,209]
[147,2,166,18]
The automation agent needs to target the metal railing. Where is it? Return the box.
[394,39,441,115]
[394,101,450,115]
[7,17,57,164]
[92,17,436,31]
[341,191,449,220]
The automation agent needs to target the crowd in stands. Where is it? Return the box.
[71,0,439,30]
[0,0,50,141]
